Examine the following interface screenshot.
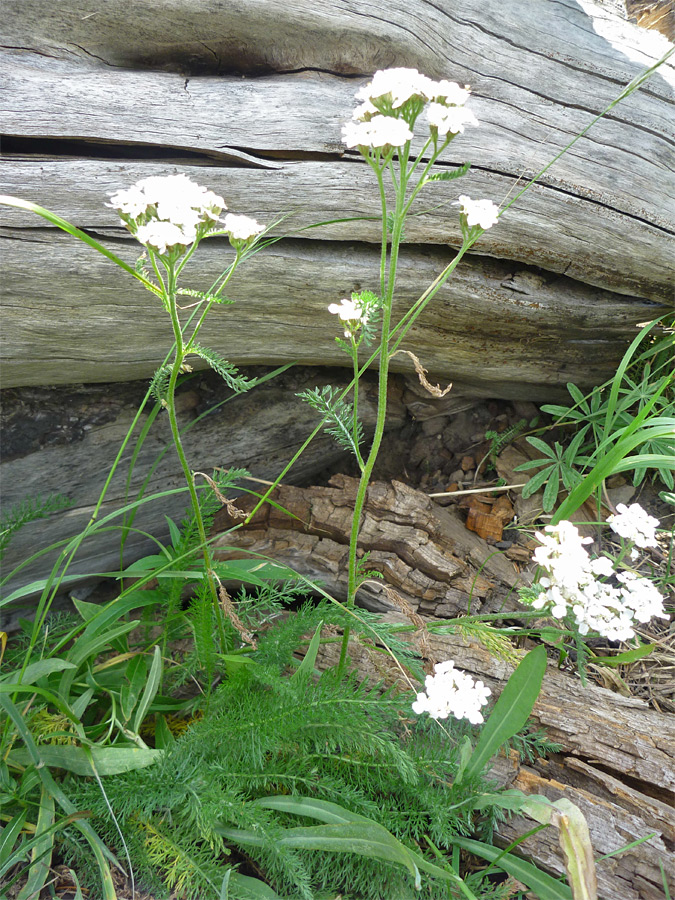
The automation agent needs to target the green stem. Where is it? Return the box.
[184,249,241,354]
[338,156,408,674]
[351,346,365,472]
[164,265,228,655]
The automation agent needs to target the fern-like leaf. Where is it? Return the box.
[177,288,234,306]
[424,161,471,184]
[189,344,253,393]
[0,493,73,559]
[149,365,172,405]
[297,385,363,458]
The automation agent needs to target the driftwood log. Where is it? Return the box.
[212,476,675,900]
[1,0,673,396]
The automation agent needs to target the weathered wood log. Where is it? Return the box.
[1,0,673,393]
[211,476,674,899]
[1,232,664,395]
[0,371,406,627]
[212,474,525,618]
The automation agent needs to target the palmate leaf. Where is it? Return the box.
[297,385,364,459]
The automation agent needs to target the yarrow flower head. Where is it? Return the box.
[356,67,434,109]
[342,116,414,150]
[427,103,478,136]
[328,290,380,340]
[134,221,196,256]
[343,68,477,154]
[108,173,226,256]
[607,503,660,549]
[222,213,264,245]
[412,660,491,725]
[528,518,667,642]
[454,195,500,231]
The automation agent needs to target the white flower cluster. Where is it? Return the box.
[342,67,477,150]
[108,174,263,256]
[454,195,500,231]
[412,660,491,725]
[109,174,226,255]
[222,213,264,243]
[607,503,660,550]
[531,511,666,642]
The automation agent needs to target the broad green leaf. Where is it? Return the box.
[291,623,323,682]
[120,654,148,722]
[249,796,456,887]
[0,693,121,897]
[0,195,159,293]
[213,558,298,586]
[132,645,163,733]
[154,714,176,750]
[60,622,138,699]
[0,810,28,868]
[522,797,597,900]
[71,687,95,720]
[17,786,54,900]
[222,822,422,890]
[2,574,87,605]
[165,515,182,548]
[526,436,557,458]
[543,467,560,512]
[10,745,161,776]
[590,643,655,667]
[228,872,283,899]
[0,658,76,685]
[451,836,572,899]
[459,645,546,784]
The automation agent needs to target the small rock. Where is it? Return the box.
[461,455,475,472]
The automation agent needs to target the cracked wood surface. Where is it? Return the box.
[1,0,673,393]
[0,232,664,393]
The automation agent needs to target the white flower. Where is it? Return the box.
[454,195,500,230]
[222,213,264,242]
[328,298,360,321]
[356,67,433,108]
[590,556,615,577]
[108,174,227,253]
[428,80,471,107]
[342,116,414,150]
[135,174,225,221]
[134,221,196,254]
[617,572,667,623]
[352,99,378,121]
[412,660,491,725]
[607,503,660,549]
[108,184,149,218]
[428,103,478,136]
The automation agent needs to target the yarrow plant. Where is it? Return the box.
[527,505,667,642]
[108,172,266,647]
[412,660,492,724]
[298,67,501,673]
